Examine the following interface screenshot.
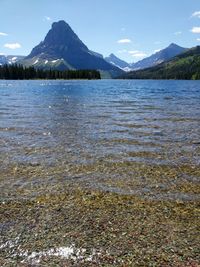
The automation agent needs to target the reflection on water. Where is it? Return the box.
[0,80,200,201]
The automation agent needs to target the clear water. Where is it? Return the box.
[0,80,200,201]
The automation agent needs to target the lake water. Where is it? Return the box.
[0,80,200,201]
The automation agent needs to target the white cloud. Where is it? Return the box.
[0,32,8,36]
[174,31,182,35]
[117,49,147,59]
[117,39,131,44]
[191,27,200,33]
[44,16,51,21]
[131,53,147,58]
[128,50,147,58]
[0,52,5,55]
[197,38,200,41]
[192,11,200,18]
[4,43,21,49]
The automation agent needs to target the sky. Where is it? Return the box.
[0,0,200,63]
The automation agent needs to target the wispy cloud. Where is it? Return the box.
[174,31,182,35]
[44,16,52,21]
[117,39,131,44]
[131,53,147,58]
[4,43,21,49]
[191,27,200,33]
[197,38,200,41]
[0,32,8,36]
[192,11,200,18]
[128,50,147,58]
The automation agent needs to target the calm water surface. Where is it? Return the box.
[0,80,200,201]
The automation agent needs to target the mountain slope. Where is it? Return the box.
[105,53,132,71]
[120,46,200,80]
[130,43,187,70]
[21,20,122,77]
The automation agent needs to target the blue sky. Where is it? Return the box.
[0,0,200,63]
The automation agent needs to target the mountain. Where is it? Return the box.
[105,53,132,72]
[90,51,104,58]
[0,55,25,65]
[120,46,200,80]
[130,43,187,70]
[21,20,122,78]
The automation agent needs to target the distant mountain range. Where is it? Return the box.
[0,20,199,79]
[0,55,25,66]
[105,43,187,71]
[105,53,132,72]
[119,46,200,80]
[20,20,122,78]
[130,43,187,70]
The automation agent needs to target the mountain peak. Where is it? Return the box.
[105,53,130,70]
[53,20,68,25]
[51,20,72,30]
[23,20,122,77]
[42,20,83,47]
[168,43,180,48]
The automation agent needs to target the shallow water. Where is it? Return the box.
[0,80,200,201]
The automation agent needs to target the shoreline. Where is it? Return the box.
[1,184,199,266]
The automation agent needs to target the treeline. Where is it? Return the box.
[0,64,101,80]
[120,63,200,80]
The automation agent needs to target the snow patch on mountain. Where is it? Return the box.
[33,59,39,65]
[52,59,60,63]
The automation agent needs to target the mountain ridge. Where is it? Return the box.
[131,43,187,70]
[120,45,200,80]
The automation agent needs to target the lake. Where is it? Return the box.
[1,80,200,265]
[0,80,200,201]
